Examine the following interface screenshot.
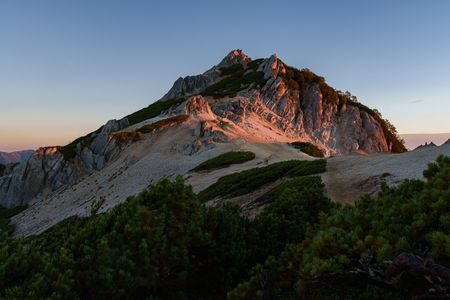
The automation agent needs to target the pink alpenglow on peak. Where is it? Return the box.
[218,49,252,67]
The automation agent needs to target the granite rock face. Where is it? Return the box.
[160,75,215,101]
[160,49,252,101]
[161,50,403,156]
[0,119,129,207]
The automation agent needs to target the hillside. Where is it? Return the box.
[1,49,450,299]
[0,50,405,209]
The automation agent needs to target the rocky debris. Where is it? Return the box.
[183,95,214,116]
[184,119,229,155]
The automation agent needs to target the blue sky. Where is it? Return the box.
[0,0,449,151]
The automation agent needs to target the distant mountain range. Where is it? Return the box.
[0,150,34,165]
[401,133,450,150]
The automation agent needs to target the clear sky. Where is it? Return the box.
[1,0,449,151]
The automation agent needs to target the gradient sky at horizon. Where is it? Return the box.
[1,0,449,152]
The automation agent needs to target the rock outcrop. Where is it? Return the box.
[0,119,129,207]
[186,51,405,155]
[159,49,252,101]
[0,150,34,165]
[218,49,251,67]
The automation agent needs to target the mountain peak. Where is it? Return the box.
[218,49,251,67]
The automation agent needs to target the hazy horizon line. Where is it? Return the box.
[1,132,449,153]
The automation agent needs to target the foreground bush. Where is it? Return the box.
[0,175,331,299]
[3,156,448,299]
[229,155,450,299]
[0,206,26,235]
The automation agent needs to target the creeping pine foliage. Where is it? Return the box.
[229,155,450,299]
[0,166,331,299]
[0,163,5,177]
[289,142,325,158]
[0,156,449,299]
[197,159,326,202]
[191,151,256,172]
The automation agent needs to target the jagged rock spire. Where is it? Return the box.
[218,49,251,67]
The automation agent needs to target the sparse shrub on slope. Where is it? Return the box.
[57,133,95,161]
[112,115,189,147]
[289,142,325,158]
[136,115,189,134]
[0,163,4,177]
[198,159,326,202]
[112,130,140,146]
[202,61,267,99]
[191,151,256,172]
[0,205,26,235]
[125,97,186,126]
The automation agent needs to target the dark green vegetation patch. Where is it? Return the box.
[0,205,26,235]
[125,97,186,126]
[261,175,324,201]
[57,133,96,161]
[136,115,189,134]
[191,151,256,172]
[0,164,5,177]
[112,130,140,146]
[112,115,189,146]
[202,60,267,99]
[198,159,326,201]
[289,141,325,157]
[0,175,331,299]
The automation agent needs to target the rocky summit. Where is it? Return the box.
[0,49,406,211]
